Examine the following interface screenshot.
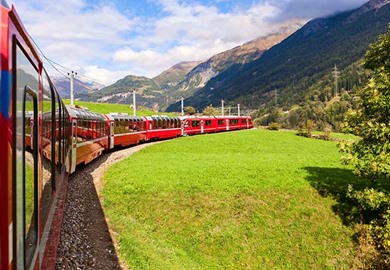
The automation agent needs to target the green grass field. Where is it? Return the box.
[62,99,176,116]
[102,129,357,269]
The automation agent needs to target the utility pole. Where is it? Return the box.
[181,97,184,116]
[221,100,224,116]
[68,71,77,106]
[132,89,136,116]
[237,104,240,117]
[333,64,340,97]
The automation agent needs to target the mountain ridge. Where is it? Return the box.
[80,24,301,110]
[165,0,390,112]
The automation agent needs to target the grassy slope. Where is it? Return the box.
[62,99,176,116]
[102,129,356,269]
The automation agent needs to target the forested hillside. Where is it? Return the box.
[166,0,390,131]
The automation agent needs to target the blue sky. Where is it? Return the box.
[8,0,368,86]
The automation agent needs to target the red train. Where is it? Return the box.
[0,2,252,270]
[67,110,252,173]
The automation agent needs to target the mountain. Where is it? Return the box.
[77,62,200,110]
[163,24,302,107]
[53,77,104,99]
[166,0,390,112]
[153,61,202,89]
[84,75,165,109]
[178,23,302,92]
[84,23,301,110]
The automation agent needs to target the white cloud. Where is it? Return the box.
[8,0,368,82]
[81,66,130,86]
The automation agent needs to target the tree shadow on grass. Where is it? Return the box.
[304,167,370,226]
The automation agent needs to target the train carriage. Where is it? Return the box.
[181,116,218,135]
[224,116,241,131]
[145,115,182,141]
[67,106,108,173]
[239,116,253,129]
[106,113,147,148]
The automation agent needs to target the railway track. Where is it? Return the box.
[55,143,161,269]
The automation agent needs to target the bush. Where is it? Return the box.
[321,124,332,140]
[305,119,315,138]
[268,122,280,130]
[253,117,264,127]
[347,186,390,269]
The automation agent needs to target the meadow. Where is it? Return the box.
[62,99,176,116]
[102,129,358,269]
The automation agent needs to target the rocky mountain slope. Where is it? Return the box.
[168,24,302,104]
[153,61,202,90]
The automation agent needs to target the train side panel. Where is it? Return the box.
[145,116,181,141]
[1,4,72,270]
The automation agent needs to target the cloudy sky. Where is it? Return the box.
[8,0,368,86]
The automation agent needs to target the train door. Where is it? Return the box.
[226,118,230,131]
[201,120,204,134]
[71,118,77,173]
[14,44,40,269]
[109,119,114,149]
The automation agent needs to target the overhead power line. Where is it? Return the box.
[27,32,107,87]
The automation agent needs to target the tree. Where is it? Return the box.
[184,106,196,115]
[202,105,218,116]
[341,26,390,180]
[339,26,390,269]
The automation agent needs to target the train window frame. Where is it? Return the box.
[41,70,56,224]
[13,38,40,269]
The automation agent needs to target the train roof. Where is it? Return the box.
[145,115,180,121]
[66,106,106,121]
[107,113,144,121]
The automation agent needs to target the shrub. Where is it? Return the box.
[268,122,280,131]
[347,186,390,269]
[321,124,332,140]
[305,119,315,138]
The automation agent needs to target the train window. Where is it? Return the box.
[241,119,247,124]
[153,119,157,129]
[41,71,54,224]
[218,119,224,125]
[205,120,212,126]
[63,103,70,162]
[120,119,125,133]
[14,43,39,268]
[192,120,200,127]
[114,119,119,133]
